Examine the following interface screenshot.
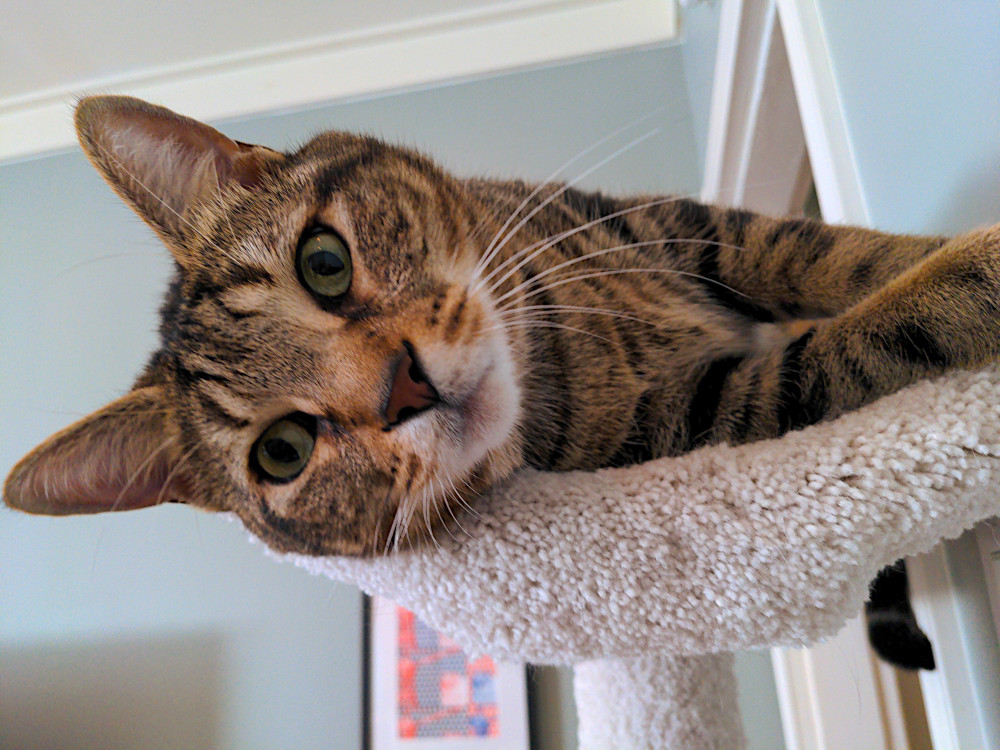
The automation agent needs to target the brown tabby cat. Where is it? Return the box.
[4,97,996,665]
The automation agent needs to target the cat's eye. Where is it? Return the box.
[252,414,316,483]
[298,229,352,300]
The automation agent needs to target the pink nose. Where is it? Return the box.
[384,345,439,427]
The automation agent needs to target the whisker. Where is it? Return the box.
[91,140,210,244]
[387,491,410,557]
[112,434,178,512]
[429,468,461,547]
[498,304,659,329]
[498,265,753,311]
[454,476,485,520]
[59,250,163,276]
[478,194,692,294]
[482,319,616,343]
[473,108,665,277]
[473,128,660,289]
[481,170,823,294]
[491,237,755,306]
[442,474,477,544]
[423,476,443,552]
[491,238,663,297]
[154,440,202,507]
[480,174,797,292]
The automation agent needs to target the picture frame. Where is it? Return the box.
[367,596,530,749]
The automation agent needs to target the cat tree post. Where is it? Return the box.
[574,653,745,750]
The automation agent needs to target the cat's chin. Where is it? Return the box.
[436,348,520,483]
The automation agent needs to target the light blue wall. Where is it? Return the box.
[816,0,1000,234]
[2,45,715,749]
[679,0,724,181]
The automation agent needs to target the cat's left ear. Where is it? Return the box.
[3,386,197,515]
[74,95,284,248]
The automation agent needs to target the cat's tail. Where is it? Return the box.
[865,561,936,671]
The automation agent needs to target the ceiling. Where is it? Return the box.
[0,0,678,162]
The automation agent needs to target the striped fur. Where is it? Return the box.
[7,97,1000,565]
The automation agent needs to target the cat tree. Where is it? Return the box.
[274,364,1000,748]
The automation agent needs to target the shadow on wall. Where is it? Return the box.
[1,630,225,750]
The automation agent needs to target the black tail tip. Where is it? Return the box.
[867,614,936,671]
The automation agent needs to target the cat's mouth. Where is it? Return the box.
[433,349,519,474]
[454,365,496,439]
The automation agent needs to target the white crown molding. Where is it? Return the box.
[0,0,677,164]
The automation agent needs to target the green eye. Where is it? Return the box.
[253,415,316,482]
[298,230,352,299]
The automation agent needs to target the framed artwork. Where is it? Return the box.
[367,596,530,749]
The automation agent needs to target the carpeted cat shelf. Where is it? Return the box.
[273,365,1000,749]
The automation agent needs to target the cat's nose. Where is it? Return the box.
[384,343,440,428]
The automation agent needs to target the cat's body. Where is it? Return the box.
[7,96,996,666]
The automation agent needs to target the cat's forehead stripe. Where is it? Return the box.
[194,387,251,430]
[313,142,387,201]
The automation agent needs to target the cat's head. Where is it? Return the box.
[3,96,524,556]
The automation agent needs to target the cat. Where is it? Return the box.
[8,95,991,668]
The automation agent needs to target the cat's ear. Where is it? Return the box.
[74,95,283,246]
[3,386,195,515]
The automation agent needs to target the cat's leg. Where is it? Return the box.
[676,223,1000,448]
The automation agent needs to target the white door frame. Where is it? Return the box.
[701,1,1000,747]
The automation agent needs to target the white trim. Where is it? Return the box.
[0,0,677,164]
[769,647,813,750]
[908,540,1000,749]
[735,6,808,215]
[700,0,776,204]
[770,618,898,750]
[773,0,867,224]
[974,519,1000,647]
[908,547,981,749]
[700,0,807,214]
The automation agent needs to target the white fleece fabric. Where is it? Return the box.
[267,365,1000,749]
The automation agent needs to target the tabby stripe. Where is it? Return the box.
[695,243,776,323]
[685,355,745,450]
[172,357,231,387]
[402,454,421,494]
[608,390,658,466]
[175,364,233,388]
[666,202,777,323]
[842,351,876,392]
[878,322,950,368]
[957,266,1000,316]
[610,314,650,374]
[225,264,275,288]
[850,258,875,287]
[444,294,467,339]
[188,278,223,307]
[724,208,754,249]
[315,144,382,199]
[195,388,251,429]
[775,329,829,434]
[215,297,261,320]
[522,262,574,469]
[730,367,762,444]
[765,218,834,264]
[562,187,642,249]
[560,188,692,303]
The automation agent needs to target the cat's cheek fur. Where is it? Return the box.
[455,346,520,453]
